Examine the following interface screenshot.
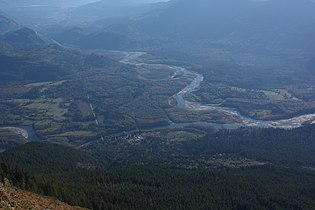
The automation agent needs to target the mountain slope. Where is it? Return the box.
[0,183,86,210]
[62,0,315,53]
[0,23,88,84]
[51,27,134,50]
[1,27,46,50]
[0,46,83,84]
[0,15,19,35]
[68,0,166,22]
[131,0,315,53]
[0,129,27,152]
[1,142,93,174]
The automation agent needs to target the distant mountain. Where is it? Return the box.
[0,15,19,35]
[0,15,46,51]
[67,0,166,24]
[1,27,46,50]
[3,27,44,44]
[65,0,315,54]
[51,27,135,50]
[131,0,315,53]
[0,0,100,8]
[0,1,100,28]
[0,43,88,84]
[75,0,168,7]
[0,25,92,84]
[306,57,315,74]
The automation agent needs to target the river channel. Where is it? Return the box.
[121,52,315,129]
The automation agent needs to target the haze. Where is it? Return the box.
[1,0,315,209]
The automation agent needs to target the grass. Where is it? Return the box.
[263,90,285,101]
[78,102,93,117]
[262,89,298,101]
[34,120,52,128]
[24,80,66,93]
[13,98,68,122]
[24,81,52,88]
[59,131,96,137]
[26,98,67,121]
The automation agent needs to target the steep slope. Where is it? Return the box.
[0,182,87,210]
[2,129,315,209]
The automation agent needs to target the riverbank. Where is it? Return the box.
[121,51,315,129]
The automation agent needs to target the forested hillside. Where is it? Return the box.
[2,124,315,210]
[2,149,315,210]
[1,0,315,209]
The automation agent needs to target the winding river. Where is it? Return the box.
[11,51,313,145]
[121,52,315,129]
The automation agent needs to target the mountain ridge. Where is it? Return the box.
[0,15,19,35]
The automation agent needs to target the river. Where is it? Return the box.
[4,52,312,143]
[121,51,315,129]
